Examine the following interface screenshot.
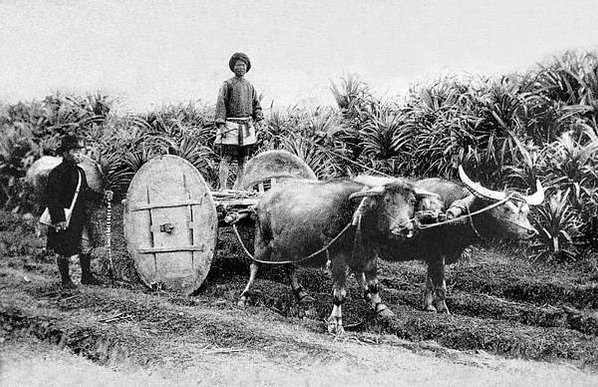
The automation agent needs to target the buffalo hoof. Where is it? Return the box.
[435,301,451,315]
[237,297,249,308]
[375,304,395,319]
[327,318,345,336]
[424,304,437,312]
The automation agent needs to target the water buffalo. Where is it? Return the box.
[239,178,439,334]
[360,166,544,314]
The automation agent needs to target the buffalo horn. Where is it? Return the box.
[349,186,385,200]
[521,179,545,206]
[458,165,506,201]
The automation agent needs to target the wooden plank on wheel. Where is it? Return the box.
[137,245,206,254]
[124,155,217,294]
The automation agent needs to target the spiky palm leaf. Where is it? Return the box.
[543,129,598,205]
[330,74,372,114]
[259,106,302,150]
[359,111,401,160]
[168,135,219,188]
[469,77,529,178]
[279,133,338,179]
[503,143,548,190]
[531,189,582,262]
[405,78,481,177]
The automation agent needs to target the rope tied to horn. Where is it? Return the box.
[417,193,516,230]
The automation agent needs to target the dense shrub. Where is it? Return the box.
[1,50,598,262]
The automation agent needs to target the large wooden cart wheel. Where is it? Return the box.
[239,150,317,191]
[123,155,217,294]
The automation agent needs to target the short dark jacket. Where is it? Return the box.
[44,160,102,256]
[214,76,263,124]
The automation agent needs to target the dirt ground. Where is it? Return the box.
[2,212,598,386]
[2,333,596,386]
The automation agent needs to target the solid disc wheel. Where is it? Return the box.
[123,155,218,294]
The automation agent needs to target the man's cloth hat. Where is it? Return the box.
[57,134,84,153]
[229,52,251,72]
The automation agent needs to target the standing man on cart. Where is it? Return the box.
[214,52,264,190]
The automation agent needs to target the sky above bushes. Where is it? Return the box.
[1,0,597,112]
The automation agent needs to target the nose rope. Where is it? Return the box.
[392,218,415,234]
[383,208,417,233]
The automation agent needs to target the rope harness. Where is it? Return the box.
[232,220,354,265]
[231,195,408,265]
[231,193,514,265]
[231,193,518,266]
[231,197,372,265]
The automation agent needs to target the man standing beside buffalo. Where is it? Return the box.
[45,134,113,288]
[214,52,264,190]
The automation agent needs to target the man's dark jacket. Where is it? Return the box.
[44,160,102,256]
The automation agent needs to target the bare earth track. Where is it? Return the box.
[1,212,598,385]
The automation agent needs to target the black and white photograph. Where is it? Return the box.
[1,1,598,385]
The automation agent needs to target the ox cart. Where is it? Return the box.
[123,150,317,294]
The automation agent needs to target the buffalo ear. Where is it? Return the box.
[349,186,385,201]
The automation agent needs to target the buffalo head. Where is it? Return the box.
[458,166,545,239]
[351,176,440,239]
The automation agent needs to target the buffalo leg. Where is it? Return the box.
[356,272,371,303]
[238,262,259,307]
[327,258,347,335]
[424,276,437,312]
[363,262,394,318]
[287,266,314,304]
[425,257,450,314]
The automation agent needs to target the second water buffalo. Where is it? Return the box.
[369,166,545,314]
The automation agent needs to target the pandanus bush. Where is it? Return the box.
[531,189,583,262]
[0,124,40,210]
